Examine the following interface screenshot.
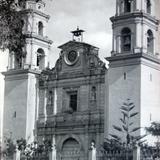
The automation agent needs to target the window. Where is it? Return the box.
[147,30,154,54]
[146,0,151,14]
[69,92,77,112]
[124,72,127,80]
[37,48,45,69]
[13,111,16,118]
[124,0,131,13]
[149,73,152,82]
[38,21,43,36]
[121,28,131,52]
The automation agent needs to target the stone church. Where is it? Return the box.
[2,0,160,160]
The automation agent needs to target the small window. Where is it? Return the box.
[13,111,16,118]
[147,30,154,54]
[69,92,77,112]
[149,74,152,82]
[146,0,151,14]
[124,0,131,13]
[121,28,131,52]
[124,72,127,80]
[38,21,43,36]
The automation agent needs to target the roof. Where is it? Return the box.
[58,41,99,50]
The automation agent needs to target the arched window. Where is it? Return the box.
[121,28,131,52]
[124,0,131,13]
[146,0,151,14]
[38,21,43,36]
[37,48,45,69]
[147,30,154,54]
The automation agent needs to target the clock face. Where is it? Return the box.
[65,50,79,65]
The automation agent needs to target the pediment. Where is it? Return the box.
[40,41,106,82]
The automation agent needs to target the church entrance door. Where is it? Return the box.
[61,138,82,160]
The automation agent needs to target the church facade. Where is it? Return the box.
[37,39,105,160]
[2,0,160,160]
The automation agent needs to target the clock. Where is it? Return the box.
[65,50,79,65]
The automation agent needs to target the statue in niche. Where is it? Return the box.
[89,141,97,160]
[91,86,96,101]
[48,90,53,105]
[46,90,53,115]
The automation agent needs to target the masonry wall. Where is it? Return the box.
[106,64,141,138]
[140,62,160,144]
[3,71,38,142]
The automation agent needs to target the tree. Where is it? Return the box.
[1,137,52,160]
[0,0,25,53]
[146,122,160,147]
[0,0,41,64]
[102,99,146,160]
[2,137,16,158]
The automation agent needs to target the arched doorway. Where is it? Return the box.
[61,138,81,160]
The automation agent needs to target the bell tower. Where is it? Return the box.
[105,0,160,142]
[3,0,52,142]
[112,0,159,56]
[8,0,52,70]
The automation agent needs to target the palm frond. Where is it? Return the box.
[130,112,138,118]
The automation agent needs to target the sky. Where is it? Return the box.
[0,0,115,138]
[46,0,115,66]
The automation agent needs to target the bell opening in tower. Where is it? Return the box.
[38,21,44,36]
[124,0,131,13]
[146,0,151,14]
[147,30,154,54]
[121,27,131,52]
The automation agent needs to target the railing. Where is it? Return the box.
[20,152,49,160]
[98,146,160,160]
[98,150,133,160]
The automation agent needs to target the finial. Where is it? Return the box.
[71,27,85,42]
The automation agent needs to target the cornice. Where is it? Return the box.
[106,53,160,69]
[37,110,104,133]
[39,74,105,89]
[25,33,53,45]
[2,69,41,77]
[110,12,159,26]
[20,9,50,20]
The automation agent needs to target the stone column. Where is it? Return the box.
[134,23,142,53]
[44,89,47,122]
[54,88,57,115]
[116,35,121,54]
[116,0,119,15]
